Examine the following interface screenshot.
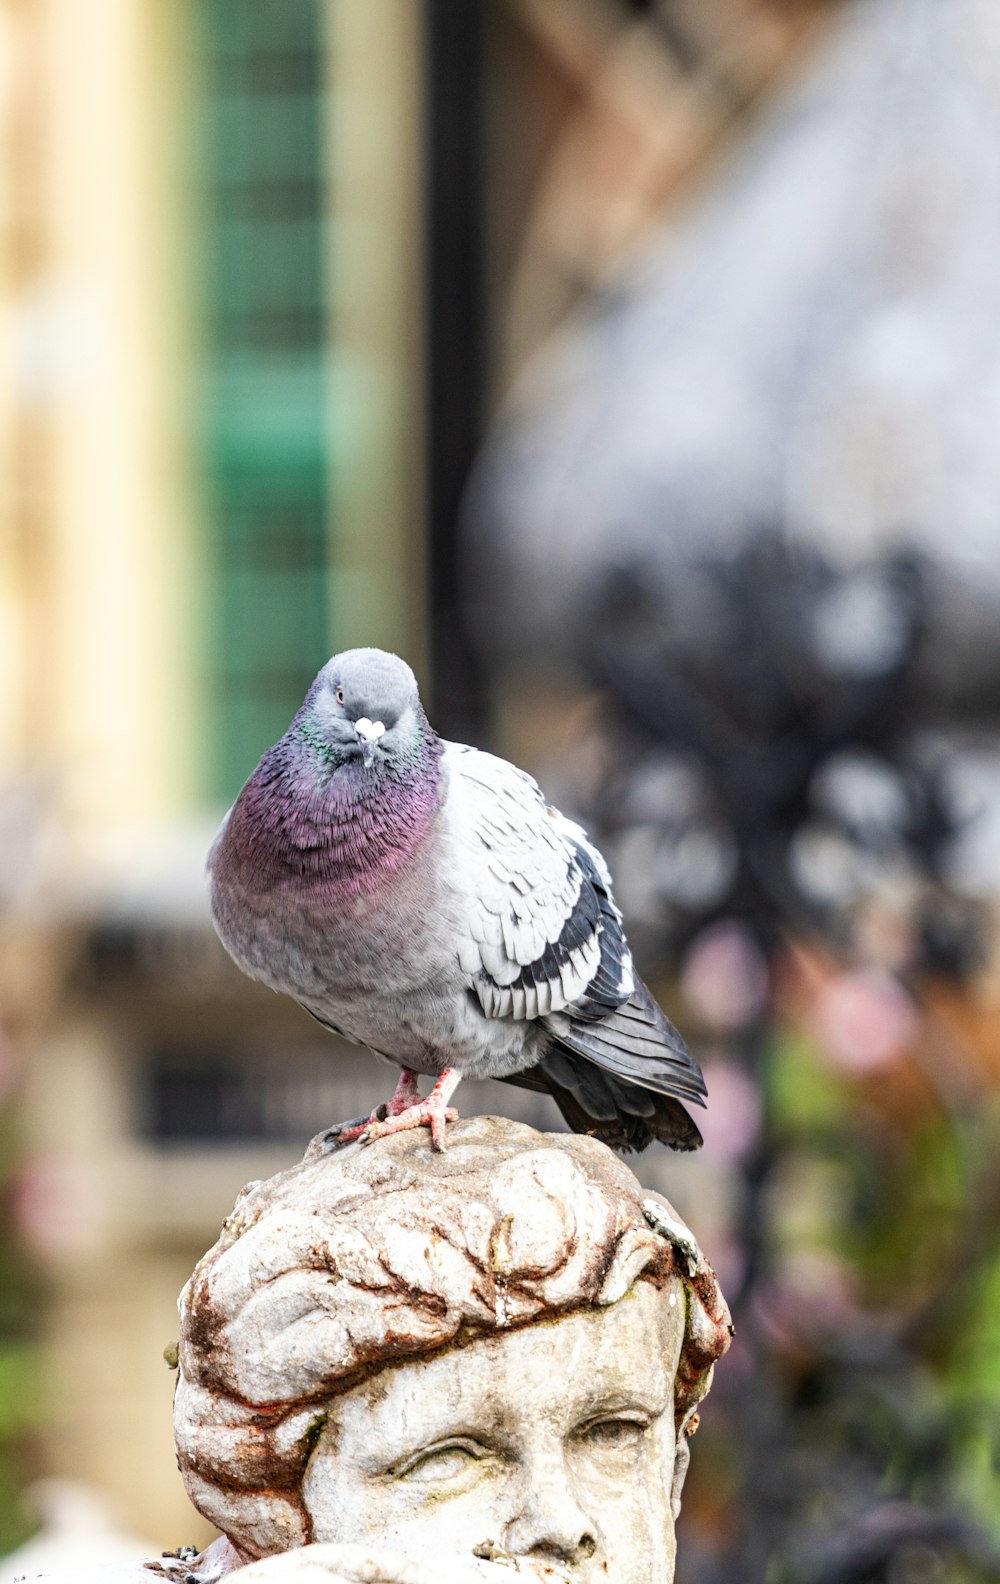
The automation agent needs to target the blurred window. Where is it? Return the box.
[193,0,331,800]
[142,1045,364,1145]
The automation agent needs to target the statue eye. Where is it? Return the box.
[579,1415,648,1451]
[395,1439,485,1483]
[335,686,345,706]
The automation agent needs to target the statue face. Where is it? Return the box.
[302,1279,684,1583]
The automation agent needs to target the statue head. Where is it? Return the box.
[173,1118,731,1583]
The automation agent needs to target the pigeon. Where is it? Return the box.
[207,648,706,1151]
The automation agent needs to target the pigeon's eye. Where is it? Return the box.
[335,686,345,706]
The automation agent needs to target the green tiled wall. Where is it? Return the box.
[193,0,331,800]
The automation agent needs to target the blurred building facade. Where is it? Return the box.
[0,0,429,1549]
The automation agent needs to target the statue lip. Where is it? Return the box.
[473,1539,574,1578]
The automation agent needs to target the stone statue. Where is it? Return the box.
[38,1118,731,1583]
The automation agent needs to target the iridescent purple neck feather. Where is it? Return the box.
[219,703,444,899]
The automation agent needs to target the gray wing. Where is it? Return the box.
[444,742,634,1023]
[444,743,706,1122]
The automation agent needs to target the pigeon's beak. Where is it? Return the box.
[355,717,386,767]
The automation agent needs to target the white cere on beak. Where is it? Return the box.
[355,717,386,766]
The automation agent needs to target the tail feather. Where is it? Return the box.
[504,1055,703,1153]
[503,975,706,1152]
[564,1030,707,1099]
[544,976,707,1107]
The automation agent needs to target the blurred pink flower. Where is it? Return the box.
[812,968,919,1072]
[12,1156,101,1260]
[681,920,770,1032]
[697,1058,763,1162]
[755,1250,862,1354]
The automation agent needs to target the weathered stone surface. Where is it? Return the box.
[171,1117,731,1582]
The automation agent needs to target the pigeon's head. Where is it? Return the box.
[304,648,427,769]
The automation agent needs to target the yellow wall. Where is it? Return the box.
[1,0,197,850]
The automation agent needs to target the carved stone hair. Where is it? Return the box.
[173,1117,732,1559]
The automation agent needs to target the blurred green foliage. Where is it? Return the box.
[754,1010,1000,1580]
[0,1103,43,1552]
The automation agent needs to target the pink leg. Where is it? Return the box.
[362,1067,462,1152]
[385,1068,422,1117]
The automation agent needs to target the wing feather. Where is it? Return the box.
[445,743,634,1021]
[444,742,706,1132]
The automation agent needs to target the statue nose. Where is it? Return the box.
[502,1451,600,1565]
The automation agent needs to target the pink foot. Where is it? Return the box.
[363,1068,462,1152]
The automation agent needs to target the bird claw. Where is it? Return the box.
[320,1124,367,1148]
[317,1104,388,1149]
[362,1102,460,1152]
